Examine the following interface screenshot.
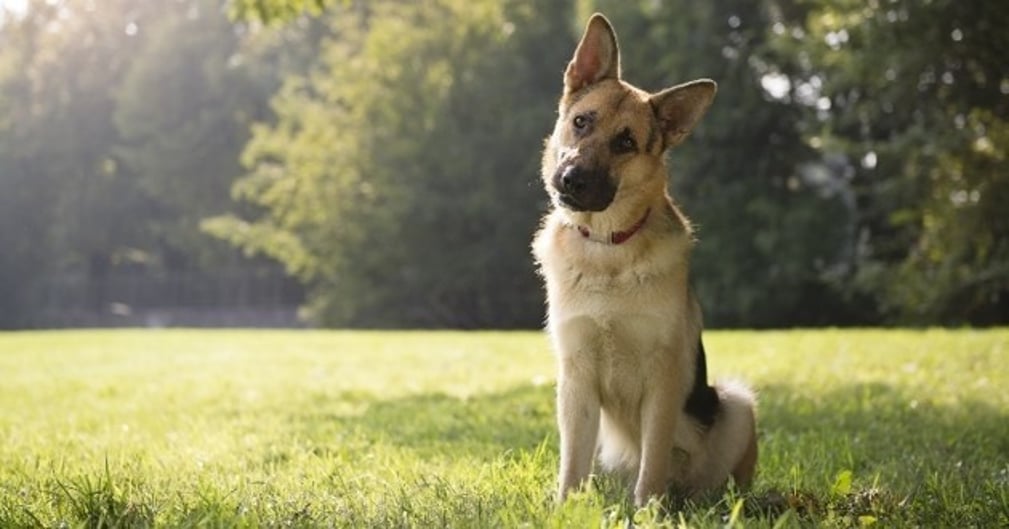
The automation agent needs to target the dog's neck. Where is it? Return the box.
[574,207,651,245]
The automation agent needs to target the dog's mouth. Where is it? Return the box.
[556,190,614,212]
[557,193,585,210]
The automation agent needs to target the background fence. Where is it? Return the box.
[32,269,305,328]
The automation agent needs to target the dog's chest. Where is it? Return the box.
[596,315,663,412]
[538,219,693,399]
[548,247,681,327]
[549,267,681,374]
[552,305,675,429]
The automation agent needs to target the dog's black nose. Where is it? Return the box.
[558,165,586,194]
[552,164,617,212]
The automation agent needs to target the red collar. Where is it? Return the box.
[576,208,651,245]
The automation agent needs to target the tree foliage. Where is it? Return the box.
[114,0,274,269]
[228,0,334,23]
[770,0,1009,323]
[0,0,150,324]
[0,0,294,327]
[210,0,573,327]
[1,0,1005,328]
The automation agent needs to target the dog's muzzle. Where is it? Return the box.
[552,165,616,212]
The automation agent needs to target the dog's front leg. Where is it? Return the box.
[634,384,679,506]
[556,373,600,501]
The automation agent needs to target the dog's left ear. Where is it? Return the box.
[565,14,620,94]
[650,79,717,148]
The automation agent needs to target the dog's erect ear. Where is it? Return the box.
[564,14,620,93]
[650,79,717,148]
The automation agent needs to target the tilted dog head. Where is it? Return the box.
[542,14,717,215]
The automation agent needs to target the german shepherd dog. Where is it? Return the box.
[532,14,758,506]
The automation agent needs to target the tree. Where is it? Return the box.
[0,0,156,324]
[4,0,1002,328]
[0,5,56,326]
[0,0,301,326]
[114,0,275,271]
[771,0,1009,324]
[209,0,575,327]
[228,0,333,23]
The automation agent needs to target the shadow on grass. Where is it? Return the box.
[296,380,1007,467]
[743,382,1009,525]
[294,384,558,460]
[757,381,1009,476]
[285,379,1008,525]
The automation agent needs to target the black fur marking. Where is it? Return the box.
[684,338,720,428]
[609,127,637,155]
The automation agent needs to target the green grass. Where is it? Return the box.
[1,329,1007,528]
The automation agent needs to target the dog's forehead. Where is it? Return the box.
[565,81,653,126]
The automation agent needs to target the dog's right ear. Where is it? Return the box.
[564,14,620,94]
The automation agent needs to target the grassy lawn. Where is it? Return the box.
[1,329,1007,527]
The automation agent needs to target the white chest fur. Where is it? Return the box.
[535,215,697,411]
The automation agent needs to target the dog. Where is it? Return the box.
[532,13,758,507]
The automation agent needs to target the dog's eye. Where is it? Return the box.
[611,129,637,154]
[573,115,587,129]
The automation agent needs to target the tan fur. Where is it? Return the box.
[532,14,757,506]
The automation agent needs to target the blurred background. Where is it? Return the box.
[0,0,1005,329]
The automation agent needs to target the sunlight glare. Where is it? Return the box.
[2,0,28,15]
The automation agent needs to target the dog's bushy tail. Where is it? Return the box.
[688,379,758,490]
